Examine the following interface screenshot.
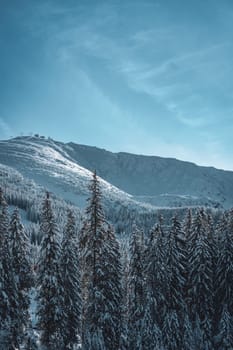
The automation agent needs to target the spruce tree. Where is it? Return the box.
[215,306,233,349]
[161,217,186,349]
[9,209,32,340]
[82,171,122,350]
[144,224,167,328]
[0,188,19,349]
[60,209,81,349]
[183,209,192,303]
[141,292,163,350]
[128,224,145,350]
[166,217,186,315]
[188,210,214,347]
[102,224,122,350]
[182,314,195,350]
[36,192,64,350]
[215,210,233,321]
[163,310,182,350]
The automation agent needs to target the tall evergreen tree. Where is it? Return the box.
[0,188,19,349]
[36,192,64,350]
[215,306,233,350]
[141,291,163,350]
[60,209,81,349]
[144,224,167,328]
[82,171,122,350]
[102,224,122,350]
[163,310,182,350]
[188,210,214,348]
[9,209,32,340]
[183,209,192,303]
[216,210,233,319]
[78,219,91,336]
[128,224,145,350]
[163,217,186,349]
[166,217,186,315]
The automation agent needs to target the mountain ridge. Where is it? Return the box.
[0,135,232,209]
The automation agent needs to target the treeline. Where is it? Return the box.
[0,172,233,349]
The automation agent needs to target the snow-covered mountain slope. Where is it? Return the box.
[65,142,233,209]
[0,136,154,213]
[0,136,232,210]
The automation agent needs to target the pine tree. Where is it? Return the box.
[128,224,145,350]
[87,329,106,350]
[163,310,182,350]
[9,209,32,341]
[160,217,186,349]
[188,210,214,347]
[60,209,81,349]
[78,219,92,336]
[166,217,186,315]
[0,188,19,349]
[182,314,195,350]
[82,172,122,350]
[119,242,129,350]
[215,306,233,350]
[141,292,163,350]
[183,209,192,303]
[144,224,167,328]
[102,224,122,350]
[193,315,208,350]
[36,192,64,350]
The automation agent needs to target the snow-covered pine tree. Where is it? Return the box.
[128,224,145,349]
[78,218,91,335]
[9,208,32,342]
[192,315,209,350]
[166,217,186,315]
[141,291,163,350]
[183,209,192,304]
[182,314,195,350]
[60,209,81,349]
[215,210,233,321]
[87,329,106,350]
[144,224,167,328]
[215,305,233,349]
[0,188,19,349]
[102,224,122,350]
[82,171,122,350]
[162,310,182,350]
[119,240,130,350]
[206,211,219,330]
[188,210,214,348]
[163,217,186,349]
[36,192,64,350]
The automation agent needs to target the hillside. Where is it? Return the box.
[0,135,231,210]
[66,142,233,209]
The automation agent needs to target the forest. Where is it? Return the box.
[0,171,233,350]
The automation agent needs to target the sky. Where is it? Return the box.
[0,0,233,170]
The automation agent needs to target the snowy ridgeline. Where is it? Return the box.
[0,172,233,349]
[0,136,233,212]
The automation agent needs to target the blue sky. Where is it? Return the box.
[0,0,233,170]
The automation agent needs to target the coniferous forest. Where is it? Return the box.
[0,172,233,350]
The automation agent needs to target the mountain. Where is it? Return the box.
[65,142,233,209]
[0,136,232,211]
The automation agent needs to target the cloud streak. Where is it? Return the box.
[1,0,233,170]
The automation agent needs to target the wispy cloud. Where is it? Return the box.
[5,0,232,170]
